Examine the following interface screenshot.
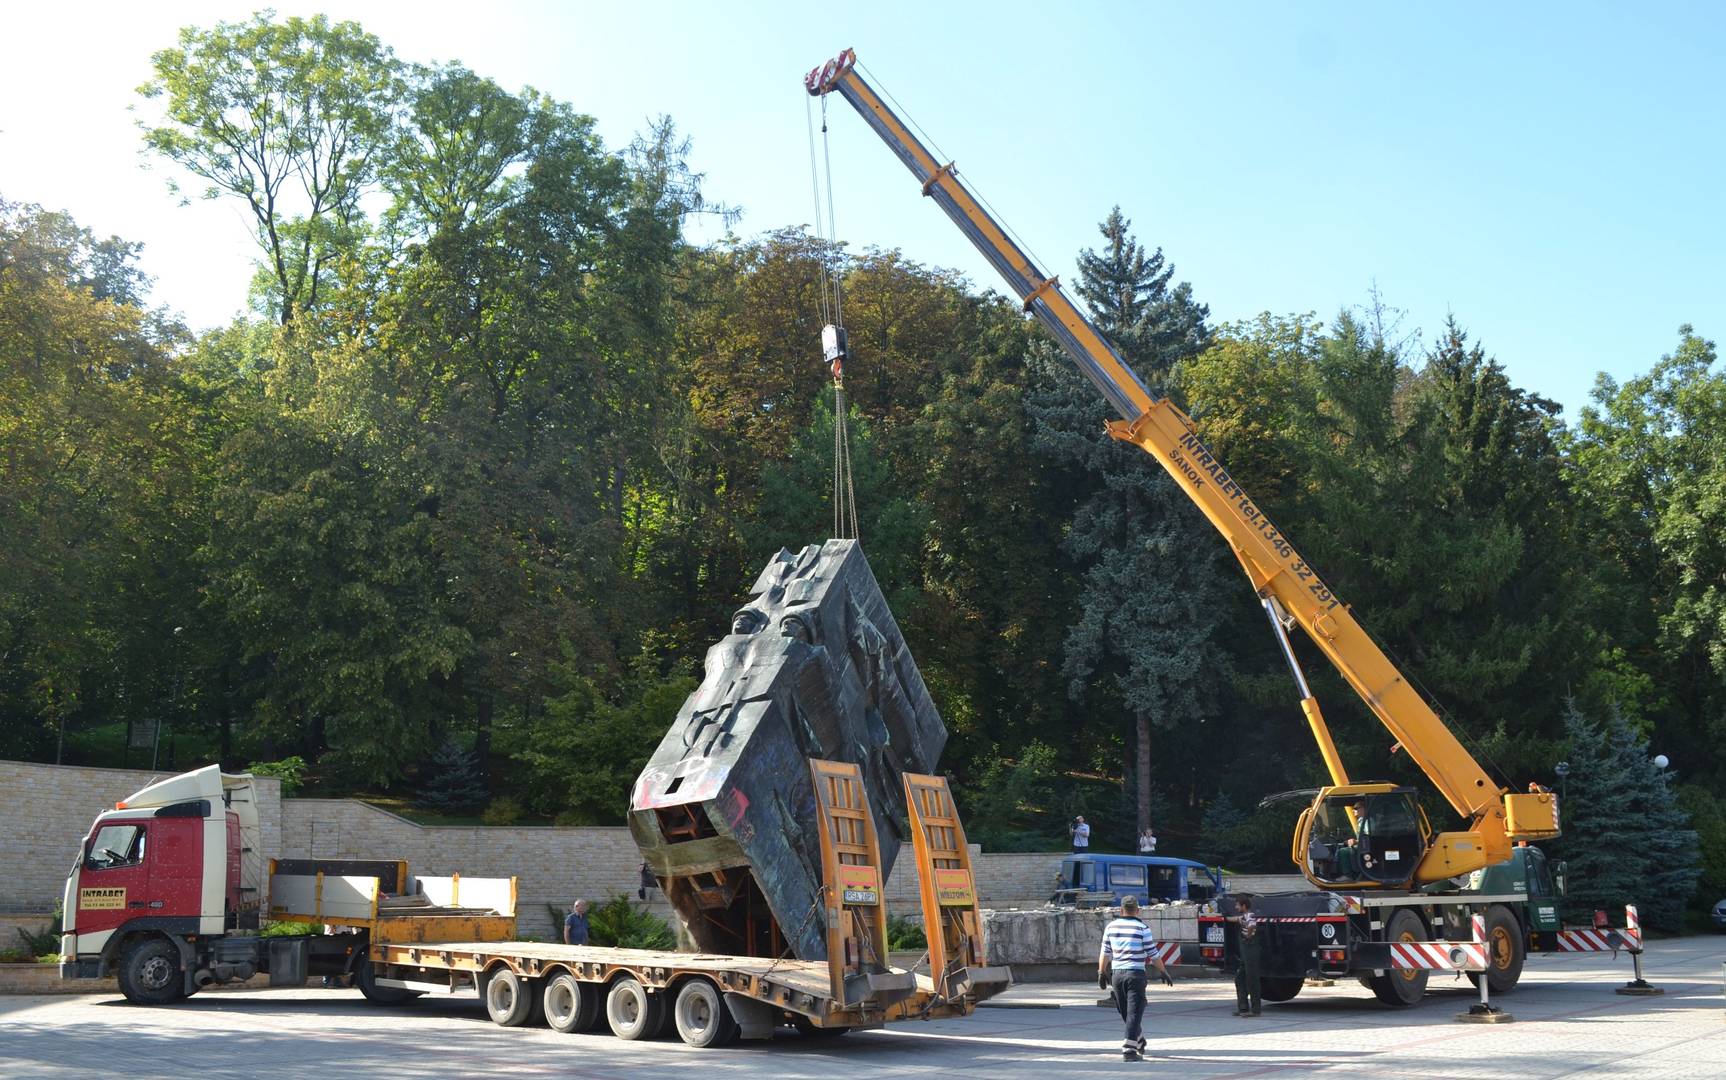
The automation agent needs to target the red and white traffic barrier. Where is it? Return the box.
[1556,904,1642,954]
[1394,912,1488,972]
[1151,941,1180,967]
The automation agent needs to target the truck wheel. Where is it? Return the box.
[1368,909,1430,1007]
[673,978,739,1048]
[118,938,182,1005]
[607,976,667,1040]
[1259,976,1304,1003]
[544,971,602,1033]
[355,959,421,1005]
[484,967,538,1026]
[1467,904,1525,995]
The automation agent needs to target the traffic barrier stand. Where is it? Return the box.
[1553,904,1660,995]
[1613,905,1662,997]
[1445,913,1512,1024]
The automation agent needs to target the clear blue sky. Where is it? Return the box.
[3,1,1720,419]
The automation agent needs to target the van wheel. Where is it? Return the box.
[484,967,539,1026]
[673,978,739,1047]
[118,938,182,1005]
[1466,904,1525,994]
[544,972,602,1033]
[607,976,667,1039]
[1368,909,1429,1006]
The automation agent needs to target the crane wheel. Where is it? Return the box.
[1368,909,1429,1007]
[1258,976,1304,1003]
[1466,904,1525,995]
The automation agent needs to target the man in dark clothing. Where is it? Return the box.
[1229,895,1262,1016]
[563,898,590,945]
[638,863,656,902]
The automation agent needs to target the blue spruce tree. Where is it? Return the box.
[1554,700,1700,930]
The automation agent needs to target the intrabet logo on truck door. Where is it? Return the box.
[80,888,126,910]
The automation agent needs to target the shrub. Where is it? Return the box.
[482,796,524,826]
[887,914,926,951]
[587,896,676,950]
[261,921,321,938]
[245,756,308,797]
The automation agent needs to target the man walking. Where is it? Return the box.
[1098,895,1173,1061]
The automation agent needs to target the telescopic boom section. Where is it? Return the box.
[805,49,1559,868]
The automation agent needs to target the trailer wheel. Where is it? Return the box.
[607,976,668,1040]
[672,977,739,1047]
[484,967,539,1027]
[355,959,420,1006]
[1368,909,1429,1007]
[1258,976,1304,1003]
[1467,904,1525,995]
[117,937,182,1005]
[544,971,602,1033]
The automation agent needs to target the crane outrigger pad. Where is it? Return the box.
[629,540,946,962]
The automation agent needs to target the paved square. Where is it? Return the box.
[2,937,1721,1078]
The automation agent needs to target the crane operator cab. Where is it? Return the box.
[1296,786,1431,888]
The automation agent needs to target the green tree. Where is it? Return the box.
[1553,700,1699,930]
[138,13,401,323]
[419,738,487,812]
[1029,209,1225,834]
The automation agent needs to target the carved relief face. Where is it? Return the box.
[731,607,767,635]
[780,613,813,644]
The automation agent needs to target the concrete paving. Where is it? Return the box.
[1,936,1721,1078]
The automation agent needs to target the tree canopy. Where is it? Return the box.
[3,12,1722,924]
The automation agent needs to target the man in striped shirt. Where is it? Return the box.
[1098,895,1173,1061]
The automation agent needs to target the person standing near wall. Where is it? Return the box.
[563,898,590,945]
[1097,894,1174,1061]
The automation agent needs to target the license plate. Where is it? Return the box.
[1205,926,1225,943]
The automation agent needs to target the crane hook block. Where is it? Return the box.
[805,48,857,96]
[822,324,848,366]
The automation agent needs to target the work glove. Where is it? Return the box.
[1098,971,1110,991]
[1159,970,1175,987]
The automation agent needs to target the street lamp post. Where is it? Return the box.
[1554,761,1570,827]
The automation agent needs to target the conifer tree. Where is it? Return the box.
[420,738,488,812]
[1553,700,1700,930]
[1029,207,1227,835]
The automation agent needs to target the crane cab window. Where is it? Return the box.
[86,824,146,870]
[1305,792,1425,884]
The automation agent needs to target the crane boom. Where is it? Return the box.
[807,49,1558,886]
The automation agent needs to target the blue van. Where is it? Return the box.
[1051,854,1226,908]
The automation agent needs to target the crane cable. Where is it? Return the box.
[806,90,859,542]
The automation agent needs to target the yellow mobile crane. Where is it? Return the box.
[806,50,1571,1003]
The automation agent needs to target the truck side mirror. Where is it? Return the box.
[1553,860,1567,898]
